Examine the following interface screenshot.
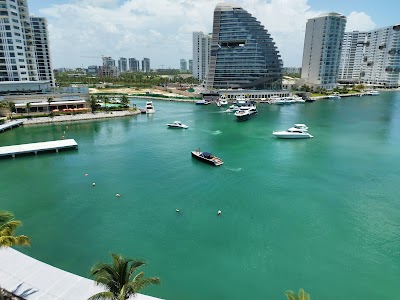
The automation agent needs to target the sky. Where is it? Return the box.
[27,0,399,69]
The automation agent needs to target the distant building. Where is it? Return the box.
[99,57,118,77]
[301,13,347,90]
[128,58,140,72]
[188,59,193,73]
[118,57,128,72]
[87,65,99,76]
[192,32,211,81]
[142,58,150,72]
[283,67,301,75]
[205,4,282,90]
[339,25,400,87]
[30,17,55,87]
[180,59,187,72]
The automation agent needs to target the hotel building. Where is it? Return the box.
[129,58,140,72]
[180,59,187,72]
[118,57,127,73]
[192,31,211,81]
[205,4,282,90]
[339,25,400,87]
[301,13,346,90]
[142,58,150,72]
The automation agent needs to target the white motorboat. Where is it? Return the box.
[225,105,240,113]
[327,93,341,99]
[235,105,257,121]
[167,121,188,129]
[366,90,380,96]
[273,124,313,139]
[196,99,211,105]
[220,99,228,106]
[145,101,155,114]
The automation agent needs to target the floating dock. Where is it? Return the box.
[0,139,78,158]
[0,120,23,132]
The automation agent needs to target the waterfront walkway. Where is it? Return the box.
[0,120,23,132]
[0,248,162,300]
[0,139,78,158]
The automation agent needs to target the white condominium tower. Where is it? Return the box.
[339,25,400,87]
[192,31,211,81]
[0,0,39,82]
[301,13,346,90]
[30,17,55,86]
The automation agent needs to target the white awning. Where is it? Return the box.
[15,100,86,107]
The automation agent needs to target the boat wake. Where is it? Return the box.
[211,130,222,135]
[224,166,242,172]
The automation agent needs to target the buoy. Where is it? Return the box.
[116,194,120,197]
[85,173,88,177]
[92,182,96,186]
[62,136,64,139]
[217,210,221,215]
[176,209,180,212]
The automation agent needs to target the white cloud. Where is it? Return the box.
[38,1,374,69]
[346,11,376,32]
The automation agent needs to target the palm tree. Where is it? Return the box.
[103,96,109,113]
[90,94,97,113]
[120,95,129,108]
[88,253,160,300]
[0,211,30,248]
[285,288,310,300]
[25,102,31,116]
[0,100,15,119]
[47,97,53,113]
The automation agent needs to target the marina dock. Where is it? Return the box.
[0,139,78,158]
[0,120,23,132]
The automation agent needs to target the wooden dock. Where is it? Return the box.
[0,120,23,132]
[0,139,78,158]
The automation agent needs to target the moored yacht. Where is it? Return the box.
[366,90,380,96]
[234,105,258,121]
[145,101,155,114]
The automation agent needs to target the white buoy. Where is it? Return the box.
[116,194,120,197]
[85,173,88,177]
[176,209,180,212]
[92,182,96,186]
[217,210,221,215]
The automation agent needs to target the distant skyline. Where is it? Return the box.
[28,0,399,69]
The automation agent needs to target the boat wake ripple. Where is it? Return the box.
[224,166,242,172]
[211,130,222,135]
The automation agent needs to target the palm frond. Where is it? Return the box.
[87,291,114,300]
[0,220,23,236]
[285,290,297,300]
[0,235,30,248]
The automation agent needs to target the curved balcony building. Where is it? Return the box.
[205,3,283,90]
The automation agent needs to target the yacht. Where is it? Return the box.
[145,101,155,114]
[272,124,313,139]
[366,90,380,96]
[218,95,228,106]
[327,93,341,99]
[225,105,240,113]
[167,121,188,129]
[196,99,210,105]
[234,106,258,121]
[191,149,223,166]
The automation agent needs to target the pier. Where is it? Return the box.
[0,120,23,132]
[0,139,78,158]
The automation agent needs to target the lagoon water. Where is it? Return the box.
[1,93,400,300]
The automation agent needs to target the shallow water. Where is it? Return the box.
[1,92,400,300]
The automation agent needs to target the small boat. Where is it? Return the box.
[196,100,210,105]
[234,106,258,121]
[273,124,313,139]
[191,149,223,166]
[327,93,341,99]
[145,101,155,114]
[167,121,188,129]
[366,90,380,96]
[220,99,228,106]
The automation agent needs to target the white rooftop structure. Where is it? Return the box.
[0,248,162,300]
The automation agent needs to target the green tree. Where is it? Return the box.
[88,253,160,300]
[285,288,310,300]
[47,97,53,113]
[90,94,98,112]
[0,100,16,119]
[0,211,30,248]
[120,95,129,108]
[25,102,31,116]
[103,96,109,112]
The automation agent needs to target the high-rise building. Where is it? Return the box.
[192,32,211,81]
[128,58,140,72]
[99,57,117,77]
[205,4,282,90]
[30,17,54,86]
[0,0,40,82]
[118,57,127,73]
[180,59,187,72]
[142,58,150,72]
[339,25,400,87]
[188,59,193,73]
[301,13,347,90]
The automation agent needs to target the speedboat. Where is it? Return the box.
[225,105,240,113]
[235,105,257,121]
[191,149,223,166]
[366,90,380,96]
[273,124,313,139]
[167,121,188,129]
[196,100,210,105]
[145,101,155,114]
[220,99,228,106]
[327,93,341,99]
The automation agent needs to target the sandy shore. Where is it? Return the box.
[19,110,140,126]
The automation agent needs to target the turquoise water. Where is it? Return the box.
[1,93,400,300]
